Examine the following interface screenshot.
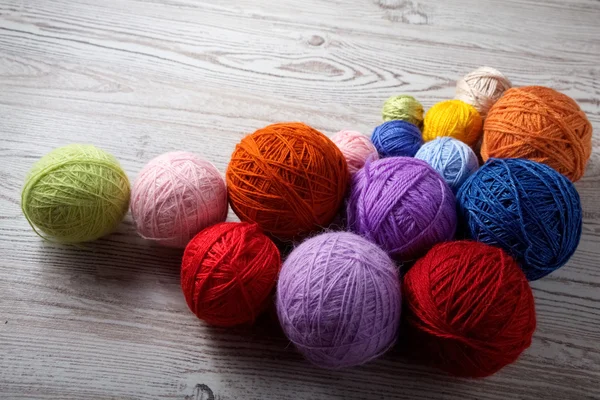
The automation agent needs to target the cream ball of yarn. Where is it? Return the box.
[131,152,228,248]
[455,67,512,117]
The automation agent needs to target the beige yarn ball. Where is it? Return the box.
[455,67,512,117]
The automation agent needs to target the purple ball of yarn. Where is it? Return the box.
[371,120,423,158]
[347,157,457,261]
[276,231,401,369]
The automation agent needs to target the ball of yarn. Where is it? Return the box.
[481,86,593,182]
[330,130,379,174]
[403,240,536,378]
[457,158,582,280]
[371,120,423,158]
[382,95,424,127]
[181,222,281,327]
[414,137,479,192]
[130,152,227,248]
[227,122,349,240]
[347,157,456,261]
[277,231,401,369]
[21,144,130,243]
[455,66,512,117]
[423,100,483,146]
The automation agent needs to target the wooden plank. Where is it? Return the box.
[0,0,599,398]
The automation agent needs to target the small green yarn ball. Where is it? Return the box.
[382,95,425,128]
[21,144,131,244]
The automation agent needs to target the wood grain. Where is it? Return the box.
[0,0,599,399]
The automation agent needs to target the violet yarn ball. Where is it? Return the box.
[371,120,423,158]
[277,231,401,369]
[347,157,457,261]
[131,152,228,248]
[330,130,379,175]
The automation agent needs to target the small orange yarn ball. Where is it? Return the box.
[226,122,349,239]
[423,100,483,146]
[482,86,592,182]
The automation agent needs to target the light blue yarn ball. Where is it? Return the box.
[414,137,479,192]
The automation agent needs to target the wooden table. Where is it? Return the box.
[1,0,599,398]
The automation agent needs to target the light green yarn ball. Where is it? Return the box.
[382,95,425,128]
[21,144,131,244]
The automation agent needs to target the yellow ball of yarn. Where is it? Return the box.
[423,100,483,146]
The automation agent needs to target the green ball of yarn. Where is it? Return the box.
[21,144,130,244]
[382,95,425,128]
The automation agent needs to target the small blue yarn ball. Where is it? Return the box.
[371,120,423,158]
[457,158,582,281]
[415,137,479,192]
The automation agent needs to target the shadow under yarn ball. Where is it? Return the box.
[371,120,423,158]
[21,144,130,244]
[130,152,227,248]
[403,241,535,378]
[226,122,349,240]
[414,137,479,193]
[457,158,582,281]
[276,231,401,369]
[347,157,457,262]
[481,86,593,182]
[181,222,281,327]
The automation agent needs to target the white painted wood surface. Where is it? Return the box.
[1,0,599,398]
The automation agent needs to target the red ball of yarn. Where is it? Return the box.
[403,241,536,378]
[181,222,281,327]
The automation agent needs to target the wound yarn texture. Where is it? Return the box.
[457,158,582,280]
[276,231,401,369]
[226,122,349,240]
[415,137,479,193]
[403,241,536,378]
[130,152,227,248]
[181,222,281,327]
[21,144,130,244]
[330,130,379,175]
[423,100,483,146]
[347,157,456,261]
[371,120,423,158]
[455,67,512,117]
[382,95,424,128]
[482,86,593,182]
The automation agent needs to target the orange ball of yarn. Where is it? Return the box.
[181,222,281,327]
[226,122,349,239]
[482,86,593,182]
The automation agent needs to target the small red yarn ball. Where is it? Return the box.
[181,222,281,327]
[403,241,536,378]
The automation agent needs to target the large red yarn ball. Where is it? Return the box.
[403,241,536,378]
[181,222,281,327]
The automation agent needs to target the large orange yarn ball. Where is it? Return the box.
[226,122,349,239]
[482,86,593,182]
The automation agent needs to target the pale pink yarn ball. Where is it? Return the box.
[331,130,379,174]
[131,152,227,248]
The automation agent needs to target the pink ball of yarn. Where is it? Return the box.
[331,130,379,174]
[131,152,228,248]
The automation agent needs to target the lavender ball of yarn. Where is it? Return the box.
[371,120,423,158]
[276,231,401,369]
[347,157,457,261]
[414,137,479,192]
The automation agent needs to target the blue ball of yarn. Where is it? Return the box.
[415,137,479,192]
[457,158,582,281]
[371,120,423,158]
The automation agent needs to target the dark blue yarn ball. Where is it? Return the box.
[457,158,582,281]
[371,120,423,158]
